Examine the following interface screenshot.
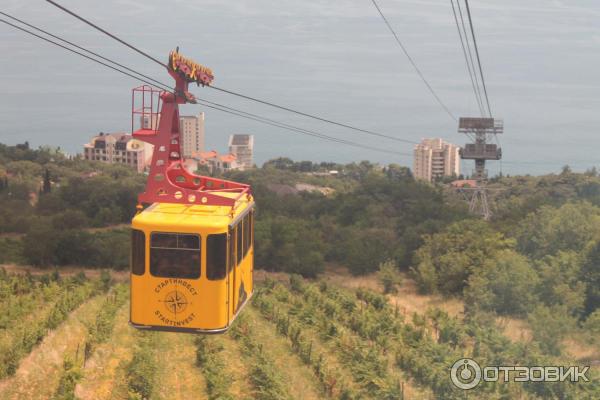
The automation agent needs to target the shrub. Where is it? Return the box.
[377,259,402,294]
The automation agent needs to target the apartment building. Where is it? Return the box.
[180,113,205,158]
[83,132,153,173]
[141,112,205,158]
[228,134,254,170]
[413,138,460,182]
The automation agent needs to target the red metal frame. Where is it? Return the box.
[132,57,250,209]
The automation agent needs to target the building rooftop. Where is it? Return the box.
[219,154,237,163]
[230,134,251,145]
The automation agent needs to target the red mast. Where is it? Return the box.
[132,50,250,209]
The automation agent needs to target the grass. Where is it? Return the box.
[74,302,136,400]
[238,307,325,400]
[322,266,464,318]
[0,293,106,400]
[257,281,430,399]
[217,334,253,399]
[0,265,596,399]
[153,332,207,400]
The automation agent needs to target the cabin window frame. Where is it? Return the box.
[243,214,250,258]
[149,232,201,279]
[206,233,228,281]
[236,218,243,265]
[131,229,146,275]
[228,226,236,272]
[249,211,254,247]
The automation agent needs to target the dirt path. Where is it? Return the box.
[152,332,207,400]
[0,294,106,400]
[74,303,136,400]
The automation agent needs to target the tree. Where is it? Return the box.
[528,304,576,356]
[464,250,539,316]
[377,259,402,294]
[581,238,600,317]
[42,168,51,194]
[412,219,514,295]
[535,251,586,317]
[516,202,600,258]
[584,309,600,343]
[23,218,59,266]
[255,216,326,277]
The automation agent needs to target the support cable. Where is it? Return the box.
[369,0,457,121]
[0,16,408,157]
[45,0,419,144]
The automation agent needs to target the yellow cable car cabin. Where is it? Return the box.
[128,50,254,333]
[130,192,254,333]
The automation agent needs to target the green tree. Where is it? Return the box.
[23,218,59,266]
[43,168,51,194]
[516,202,600,258]
[528,304,576,356]
[581,238,600,316]
[583,309,600,343]
[412,220,514,295]
[535,251,586,317]
[464,250,539,316]
[377,259,402,294]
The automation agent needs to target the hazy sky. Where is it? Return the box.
[1,0,599,175]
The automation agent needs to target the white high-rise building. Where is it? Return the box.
[141,114,159,130]
[413,138,460,182]
[140,112,205,158]
[180,113,205,158]
[228,134,254,170]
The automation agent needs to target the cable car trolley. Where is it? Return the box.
[130,50,254,334]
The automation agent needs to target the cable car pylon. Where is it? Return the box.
[458,117,503,220]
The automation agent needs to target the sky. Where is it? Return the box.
[1,0,599,175]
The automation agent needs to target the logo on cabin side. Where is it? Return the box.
[154,279,198,327]
[163,290,188,314]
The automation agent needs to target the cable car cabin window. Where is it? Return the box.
[229,227,236,272]
[131,229,145,275]
[249,211,254,247]
[150,233,201,279]
[243,214,250,257]
[236,219,243,264]
[207,234,227,280]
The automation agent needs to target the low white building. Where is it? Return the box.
[83,132,153,173]
[186,150,240,174]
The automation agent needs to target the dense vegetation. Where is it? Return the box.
[0,269,103,379]
[1,143,599,315]
[1,142,599,397]
[0,143,466,274]
[0,142,141,268]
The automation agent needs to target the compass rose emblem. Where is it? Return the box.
[162,290,188,314]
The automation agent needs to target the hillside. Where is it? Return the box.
[1,142,600,398]
[0,267,597,400]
